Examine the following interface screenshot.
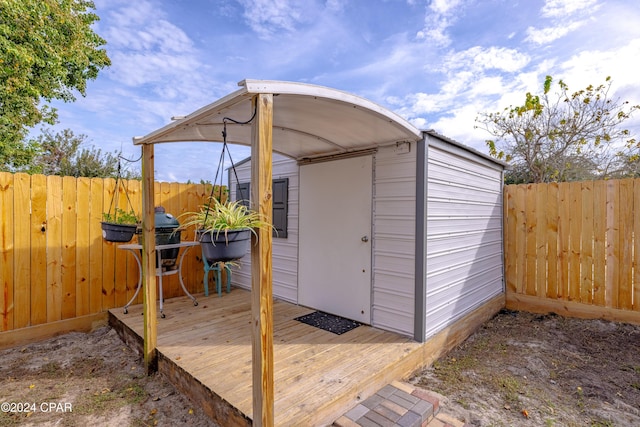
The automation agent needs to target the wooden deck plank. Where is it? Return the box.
[109,288,427,426]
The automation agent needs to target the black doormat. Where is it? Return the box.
[294,311,361,335]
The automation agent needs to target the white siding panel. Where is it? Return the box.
[372,144,416,336]
[228,154,299,303]
[425,141,504,340]
[427,218,501,236]
[425,278,502,337]
[375,218,416,238]
[427,241,503,275]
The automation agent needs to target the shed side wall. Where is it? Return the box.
[229,154,299,302]
[425,138,504,339]
[371,144,417,336]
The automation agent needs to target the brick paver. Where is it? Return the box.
[332,382,470,427]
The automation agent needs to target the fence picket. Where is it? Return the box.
[606,180,619,308]
[61,176,77,319]
[525,184,537,296]
[504,186,517,294]
[0,173,14,331]
[515,185,526,294]
[31,175,47,326]
[619,179,634,310]
[557,183,571,300]
[89,178,104,314]
[593,180,607,306]
[102,178,117,310]
[580,181,594,305]
[568,182,582,302]
[13,174,31,329]
[46,175,63,323]
[535,183,548,298]
[546,182,559,299]
[76,177,91,316]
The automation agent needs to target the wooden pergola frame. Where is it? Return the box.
[140,94,275,426]
[133,80,423,426]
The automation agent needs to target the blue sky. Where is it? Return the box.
[49,0,640,183]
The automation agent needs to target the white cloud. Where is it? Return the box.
[469,76,506,98]
[442,46,530,73]
[559,38,640,96]
[541,0,599,18]
[429,103,489,149]
[416,0,465,46]
[428,0,463,15]
[525,20,586,45]
[525,0,601,45]
[405,92,450,115]
[237,0,317,38]
[101,1,202,92]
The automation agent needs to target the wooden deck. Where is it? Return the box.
[108,288,427,426]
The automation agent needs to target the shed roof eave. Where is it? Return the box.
[240,79,421,137]
[424,130,508,169]
[132,84,251,146]
[131,80,422,159]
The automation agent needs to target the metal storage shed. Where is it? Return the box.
[132,79,506,426]
[229,130,505,341]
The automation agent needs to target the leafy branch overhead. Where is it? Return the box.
[0,0,110,169]
[477,75,640,183]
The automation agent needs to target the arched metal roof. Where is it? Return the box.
[133,79,423,161]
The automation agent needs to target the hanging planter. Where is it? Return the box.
[101,221,138,242]
[180,199,271,264]
[101,208,140,242]
[197,228,252,263]
[101,160,141,243]
[179,112,270,264]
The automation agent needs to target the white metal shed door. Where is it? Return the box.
[298,156,372,324]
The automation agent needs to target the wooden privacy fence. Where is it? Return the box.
[0,172,213,333]
[504,178,640,320]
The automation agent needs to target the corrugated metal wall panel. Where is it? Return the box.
[371,144,417,336]
[228,154,299,303]
[425,140,504,339]
[426,277,501,330]
[427,218,501,236]
[432,272,501,302]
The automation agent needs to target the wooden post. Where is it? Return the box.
[251,93,274,426]
[141,144,158,374]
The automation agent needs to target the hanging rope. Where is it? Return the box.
[105,160,137,220]
[203,107,257,224]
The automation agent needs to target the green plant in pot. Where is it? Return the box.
[101,208,140,242]
[179,198,271,263]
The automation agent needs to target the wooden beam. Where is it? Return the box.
[141,144,158,373]
[506,292,640,325]
[250,93,274,427]
[0,312,107,351]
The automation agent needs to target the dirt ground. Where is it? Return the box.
[411,310,640,427]
[0,326,215,427]
[1,310,639,427]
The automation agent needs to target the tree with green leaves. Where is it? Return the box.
[0,0,110,171]
[29,128,139,178]
[477,76,640,183]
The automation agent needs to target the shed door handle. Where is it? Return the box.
[361,235,369,242]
